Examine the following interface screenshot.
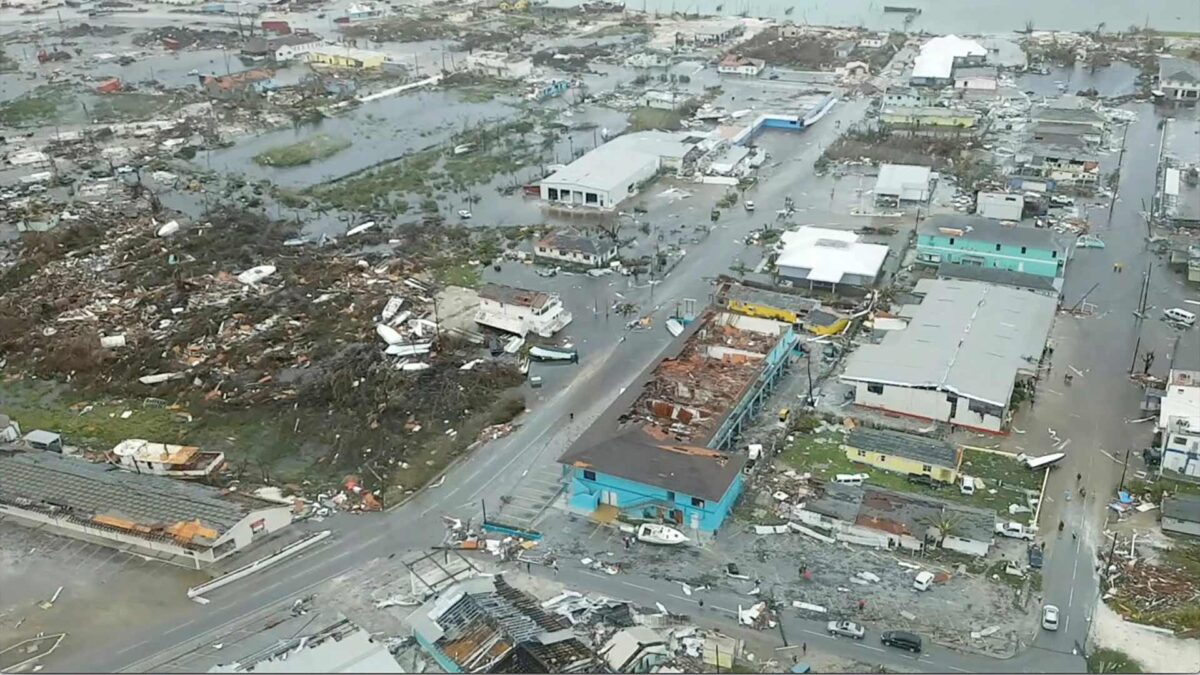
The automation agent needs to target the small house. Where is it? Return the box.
[535,232,618,268]
[1161,494,1200,538]
[843,427,961,483]
[717,54,765,77]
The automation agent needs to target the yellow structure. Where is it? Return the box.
[721,284,819,324]
[879,106,977,130]
[804,308,849,336]
[305,48,386,70]
[842,427,961,483]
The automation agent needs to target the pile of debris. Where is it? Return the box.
[0,205,523,487]
[1102,538,1200,634]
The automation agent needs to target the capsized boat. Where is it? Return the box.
[636,523,689,545]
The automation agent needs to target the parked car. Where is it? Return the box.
[995,521,1037,540]
[906,473,941,489]
[826,620,865,640]
[1164,307,1196,327]
[880,630,923,653]
[1042,604,1060,631]
[913,571,935,591]
[1028,545,1044,569]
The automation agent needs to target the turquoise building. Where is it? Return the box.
[557,309,799,536]
[916,215,1066,279]
[558,429,746,533]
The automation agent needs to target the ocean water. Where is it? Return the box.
[551,0,1200,34]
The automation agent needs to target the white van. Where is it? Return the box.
[913,571,935,591]
[1164,307,1196,327]
[833,473,868,486]
[960,475,976,496]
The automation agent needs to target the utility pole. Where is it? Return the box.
[1128,336,1141,375]
[1103,449,1133,579]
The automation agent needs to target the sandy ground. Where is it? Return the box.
[0,521,204,671]
[1090,601,1200,674]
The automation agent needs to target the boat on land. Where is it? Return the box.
[636,523,689,545]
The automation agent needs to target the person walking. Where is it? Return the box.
[802,642,807,656]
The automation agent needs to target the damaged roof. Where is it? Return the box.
[0,449,268,545]
[625,310,786,445]
[558,428,746,502]
[845,428,959,469]
[720,283,821,316]
[408,575,599,674]
[479,283,553,310]
[537,232,610,256]
[936,262,1060,294]
[817,485,995,543]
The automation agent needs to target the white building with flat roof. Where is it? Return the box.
[874,164,934,204]
[910,35,987,87]
[774,227,889,291]
[539,131,703,209]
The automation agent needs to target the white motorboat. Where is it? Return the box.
[636,523,689,545]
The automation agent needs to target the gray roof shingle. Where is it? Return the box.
[845,428,958,468]
[937,262,1060,294]
[1162,493,1200,524]
[558,428,745,502]
[920,214,1059,250]
[0,450,254,538]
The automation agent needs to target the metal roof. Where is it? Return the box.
[1171,331,1200,374]
[1159,56,1200,84]
[919,214,1060,250]
[1030,106,1106,126]
[936,262,1060,294]
[845,428,958,468]
[0,450,257,539]
[541,131,697,194]
[911,35,986,80]
[558,428,745,502]
[775,227,889,285]
[1162,494,1200,524]
[720,283,821,316]
[841,279,1057,406]
[479,283,553,310]
[874,164,933,196]
[207,619,402,673]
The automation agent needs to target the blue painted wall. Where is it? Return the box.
[916,234,1064,278]
[564,468,744,533]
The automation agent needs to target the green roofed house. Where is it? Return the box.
[916,215,1067,279]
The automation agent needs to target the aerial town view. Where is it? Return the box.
[2,0,1199,672]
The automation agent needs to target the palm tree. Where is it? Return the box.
[923,508,963,545]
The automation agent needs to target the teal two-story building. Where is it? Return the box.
[558,429,746,534]
[916,215,1067,279]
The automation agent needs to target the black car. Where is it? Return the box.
[906,473,941,489]
[1028,545,1044,569]
[881,630,923,653]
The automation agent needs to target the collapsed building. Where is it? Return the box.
[408,575,602,673]
[0,449,293,568]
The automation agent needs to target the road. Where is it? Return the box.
[58,94,872,675]
[1019,102,1196,667]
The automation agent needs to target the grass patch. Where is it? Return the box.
[587,22,653,38]
[628,106,684,131]
[432,262,481,288]
[0,85,75,127]
[779,433,1041,511]
[254,134,351,167]
[1087,648,1144,673]
[91,92,180,123]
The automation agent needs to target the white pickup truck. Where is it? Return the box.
[995,521,1036,540]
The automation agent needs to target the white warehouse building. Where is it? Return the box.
[540,131,706,210]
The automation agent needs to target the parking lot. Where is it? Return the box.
[0,520,204,670]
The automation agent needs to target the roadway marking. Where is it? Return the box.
[1065,615,1071,632]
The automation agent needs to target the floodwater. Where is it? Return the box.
[194,91,520,188]
[1016,61,1143,98]
[549,0,1200,34]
